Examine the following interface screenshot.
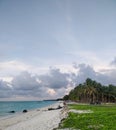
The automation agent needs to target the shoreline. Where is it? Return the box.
[0,100,58,119]
[0,101,67,130]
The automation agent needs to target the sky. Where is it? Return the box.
[0,0,116,100]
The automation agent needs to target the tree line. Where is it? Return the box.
[63,78,116,103]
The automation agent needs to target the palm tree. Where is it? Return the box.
[63,78,116,103]
[84,78,97,103]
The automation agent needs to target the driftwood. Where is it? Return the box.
[48,105,62,111]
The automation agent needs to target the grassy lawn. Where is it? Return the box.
[59,104,116,130]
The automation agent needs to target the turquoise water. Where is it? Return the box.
[0,101,57,117]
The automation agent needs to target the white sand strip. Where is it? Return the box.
[0,102,66,130]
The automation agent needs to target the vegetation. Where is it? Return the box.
[59,104,116,130]
[63,78,116,103]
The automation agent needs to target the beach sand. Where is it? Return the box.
[0,102,67,130]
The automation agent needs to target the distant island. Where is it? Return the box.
[44,98,63,101]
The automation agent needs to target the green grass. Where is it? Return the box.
[59,104,116,130]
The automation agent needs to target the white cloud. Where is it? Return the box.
[0,77,13,83]
[54,64,76,73]
[0,60,30,76]
[110,57,116,66]
[47,88,56,96]
[0,60,49,77]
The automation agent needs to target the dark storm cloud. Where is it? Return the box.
[0,80,13,98]
[12,71,40,90]
[39,67,70,89]
[11,71,47,98]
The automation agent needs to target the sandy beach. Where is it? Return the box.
[0,102,67,130]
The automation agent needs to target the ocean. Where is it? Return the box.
[0,101,57,117]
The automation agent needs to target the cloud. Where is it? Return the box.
[0,68,71,100]
[72,63,99,85]
[72,63,116,85]
[12,71,40,90]
[0,80,13,98]
[68,51,105,67]
[1,61,116,100]
[47,88,56,96]
[0,71,46,99]
[11,71,47,98]
[0,61,30,77]
[110,57,116,66]
[0,60,49,78]
[39,67,70,89]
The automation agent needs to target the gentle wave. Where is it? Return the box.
[0,101,57,117]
